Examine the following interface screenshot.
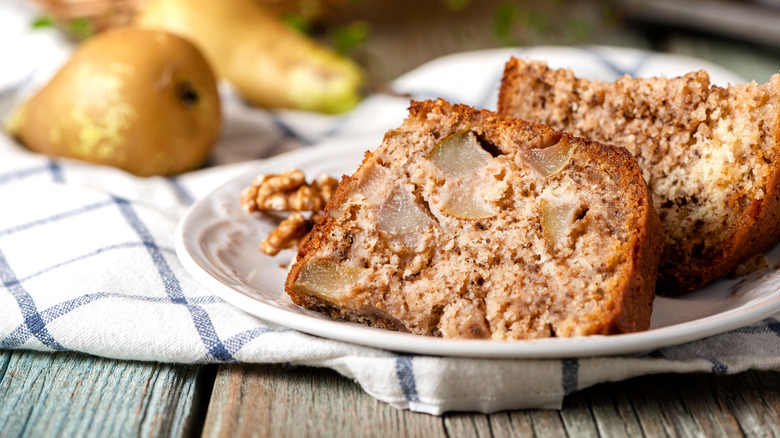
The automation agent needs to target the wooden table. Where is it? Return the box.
[2,1,780,436]
[1,350,779,437]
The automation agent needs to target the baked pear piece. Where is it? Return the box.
[497,58,780,294]
[285,99,663,340]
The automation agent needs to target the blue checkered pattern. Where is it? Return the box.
[1,11,778,412]
[0,155,263,361]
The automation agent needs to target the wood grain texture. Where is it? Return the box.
[0,350,212,438]
[202,363,444,438]
[203,363,780,437]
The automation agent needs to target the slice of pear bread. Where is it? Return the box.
[285,99,663,340]
[498,58,780,294]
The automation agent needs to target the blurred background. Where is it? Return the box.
[21,0,780,86]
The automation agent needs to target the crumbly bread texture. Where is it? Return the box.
[285,99,663,340]
[498,58,780,294]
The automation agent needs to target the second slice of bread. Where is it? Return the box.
[498,58,780,294]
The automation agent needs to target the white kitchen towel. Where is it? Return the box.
[1,0,779,415]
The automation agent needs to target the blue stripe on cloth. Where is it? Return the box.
[167,177,195,205]
[1,291,226,349]
[0,71,34,100]
[766,317,780,336]
[48,160,64,183]
[728,322,779,336]
[0,292,111,349]
[636,318,780,363]
[395,355,420,402]
[710,358,729,374]
[185,304,235,361]
[37,293,224,324]
[0,324,33,349]
[562,358,579,395]
[40,292,108,321]
[695,320,780,340]
[316,119,348,140]
[269,111,352,146]
[10,242,175,285]
[0,200,114,238]
[645,349,666,359]
[0,247,66,351]
[258,137,294,159]
[112,195,234,362]
[222,327,284,356]
[269,114,316,146]
[0,164,56,185]
[0,83,22,100]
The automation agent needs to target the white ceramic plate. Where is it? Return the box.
[175,47,780,358]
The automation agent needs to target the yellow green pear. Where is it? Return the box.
[135,0,364,114]
[9,27,221,176]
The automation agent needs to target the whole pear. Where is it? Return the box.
[136,0,364,114]
[9,27,221,176]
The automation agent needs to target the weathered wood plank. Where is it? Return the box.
[558,390,617,437]
[201,363,444,438]
[203,362,780,437]
[708,371,780,437]
[670,373,743,437]
[442,413,492,438]
[526,410,570,438]
[752,371,780,428]
[647,374,709,437]
[619,373,684,437]
[0,350,211,438]
[561,371,780,438]
[486,411,537,437]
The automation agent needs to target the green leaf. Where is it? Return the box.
[282,13,312,35]
[441,0,469,12]
[493,2,521,46]
[565,18,593,42]
[31,16,56,29]
[68,17,95,41]
[525,9,551,34]
[330,20,370,54]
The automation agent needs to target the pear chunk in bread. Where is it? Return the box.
[285,99,663,340]
[498,58,780,294]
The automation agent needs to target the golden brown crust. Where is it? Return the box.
[657,158,780,292]
[287,285,411,333]
[286,171,417,332]
[286,98,663,339]
[498,58,780,294]
[561,137,663,333]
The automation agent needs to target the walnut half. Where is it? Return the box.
[260,212,322,256]
[241,169,338,213]
[241,169,336,256]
